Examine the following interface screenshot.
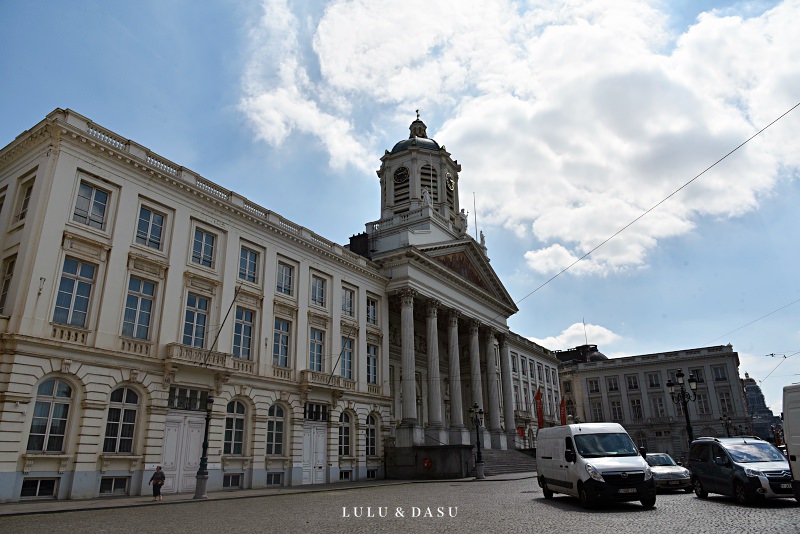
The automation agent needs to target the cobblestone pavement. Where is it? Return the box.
[0,476,797,534]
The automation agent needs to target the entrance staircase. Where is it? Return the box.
[473,448,537,477]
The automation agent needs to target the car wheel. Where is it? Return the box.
[578,484,593,509]
[694,478,708,499]
[640,497,656,509]
[542,480,554,500]
[734,481,750,505]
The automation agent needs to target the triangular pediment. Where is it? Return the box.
[433,251,488,290]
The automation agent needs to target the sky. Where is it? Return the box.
[1,0,798,415]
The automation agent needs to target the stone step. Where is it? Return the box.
[473,449,537,477]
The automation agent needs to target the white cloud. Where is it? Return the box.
[529,321,622,351]
[239,0,800,276]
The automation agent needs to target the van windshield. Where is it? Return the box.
[725,442,786,463]
[574,433,639,458]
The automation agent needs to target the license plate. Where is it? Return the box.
[781,483,791,489]
[618,488,637,494]
[669,481,681,485]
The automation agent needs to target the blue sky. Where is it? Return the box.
[1,0,798,415]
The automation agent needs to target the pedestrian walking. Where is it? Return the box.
[149,466,166,501]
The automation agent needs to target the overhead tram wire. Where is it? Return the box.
[512,100,800,308]
[701,295,800,346]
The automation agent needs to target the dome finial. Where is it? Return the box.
[416,108,420,120]
[409,110,428,139]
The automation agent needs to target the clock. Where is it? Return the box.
[446,172,454,191]
[393,166,410,184]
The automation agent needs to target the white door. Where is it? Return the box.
[162,413,205,493]
[302,423,328,484]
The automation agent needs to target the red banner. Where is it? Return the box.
[559,396,567,425]
[535,388,544,429]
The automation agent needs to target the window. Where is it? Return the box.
[182,293,208,348]
[719,391,734,414]
[0,255,16,314]
[365,415,377,456]
[311,275,326,307]
[366,297,378,325]
[266,405,284,455]
[626,375,639,390]
[340,337,353,379]
[607,377,619,392]
[367,344,378,385]
[14,180,34,223]
[273,319,290,367]
[53,257,96,327]
[339,470,352,481]
[630,398,643,420]
[27,378,72,452]
[276,262,293,295]
[529,360,535,378]
[537,363,544,381]
[338,412,351,456]
[545,367,552,384]
[99,477,129,496]
[610,400,623,422]
[191,228,215,268]
[650,396,666,417]
[563,381,572,393]
[305,403,328,421]
[20,479,57,498]
[238,246,259,283]
[135,206,164,250]
[366,469,377,480]
[103,387,138,453]
[223,474,242,489]
[342,287,354,317]
[309,328,324,372]
[73,181,109,229]
[590,401,603,422]
[266,473,282,485]
[692,368,705,384]
[224,401,246,455]
[122,276,155,339]
[647,372,660,388]
[712,366,728,382]
[233,306,254,360]
[587,379,600,394]
[521,358,527,376]
[511,352,518,373]
[697,393,711,415]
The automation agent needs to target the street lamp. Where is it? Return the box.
[469,403,485,480]
[666,370,698,445]
[193,395,214,499]
[719,415,732,437]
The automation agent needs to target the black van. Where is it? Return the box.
[687,436,794,505]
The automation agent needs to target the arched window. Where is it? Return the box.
[338,412,351,456]
[28,378,72,452]
[224,400,246,455]
[266,404,285,455]
[103,386,139,453]
[365,415,377,456]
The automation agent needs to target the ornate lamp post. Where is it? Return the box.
[719,415,732,437]
[469,403,485,480]
[666,370,697,445]
[193,395,214,499]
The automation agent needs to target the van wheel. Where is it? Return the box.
[734,481,750,505]
[578,484,593,509]
[640,497,656,509]
[542,480,554,500]
[694,479,708,499]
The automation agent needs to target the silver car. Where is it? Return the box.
[646,453,692,492]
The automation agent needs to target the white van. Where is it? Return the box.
[536,422,656,508]
[783,383,800,501]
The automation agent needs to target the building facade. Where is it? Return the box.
[557,344,748,460]
[0,109,561,502]
[742,373,781,441]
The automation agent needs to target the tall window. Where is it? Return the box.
[366,297,378,325]
[103,387,139,453]
[521,358,527,376]
[239,246,258,283]
[719,391,734,414]
[367,344,378,384]
[591,401,603,422]
[273,319,290,367]
[338,412,351,456]
[647,372,660,388]
[276,262,293,295]
[73,181,109,229]
[607,377,619,392]
[342,288,354,317]
[511,352,518,373]
[626,375,639,390]
[122,276,155,339]
[266,405,284,455]
[692,368,706,384]
[309,328,324,372]
[712,366,727,381]
[135,206,164,250]
[651,396,666,417]
[0,255,16,314]
[340,338,353,379]
[183,293,208,348]
[27,378,72,452]
[233,306,254,360]
[53,257,96,327]
[587,379,600,393]
[630,398,643,419]
[14,181,34,223]
[365,415,377,456]
[311,276,325,307]
[224,401,246,455]
[697,393,711,415]
[191,228,215,268]
[610,400,623,422]
[537,363,544,380]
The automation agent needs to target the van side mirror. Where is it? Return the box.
[565,449,576,463]
[713,456,728,466]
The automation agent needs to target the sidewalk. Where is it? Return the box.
[0,471,536,517]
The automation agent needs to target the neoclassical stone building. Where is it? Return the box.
[0,109,561,501]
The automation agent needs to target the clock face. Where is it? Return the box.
[446,173,455,191]
[393,166,410,184]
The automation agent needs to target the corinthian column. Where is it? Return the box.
[448,311,464,428]
[498,334,517,445]
[426,300,443,427]
[469,320,484,408]
[485,330,501,432]
[400,289,416,424]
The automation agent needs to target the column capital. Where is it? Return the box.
[448,309,461,326]
[469,318,481,334]
[398,288,417,307]
[426,299,440,317]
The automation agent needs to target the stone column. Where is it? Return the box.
[498,335,518,448]
[485,330,506,449]
[400,289,416,424]
[448,311,469,445]
[469,320,484,408]
[425,300,446,445]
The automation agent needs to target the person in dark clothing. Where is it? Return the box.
[149,466,166,501]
